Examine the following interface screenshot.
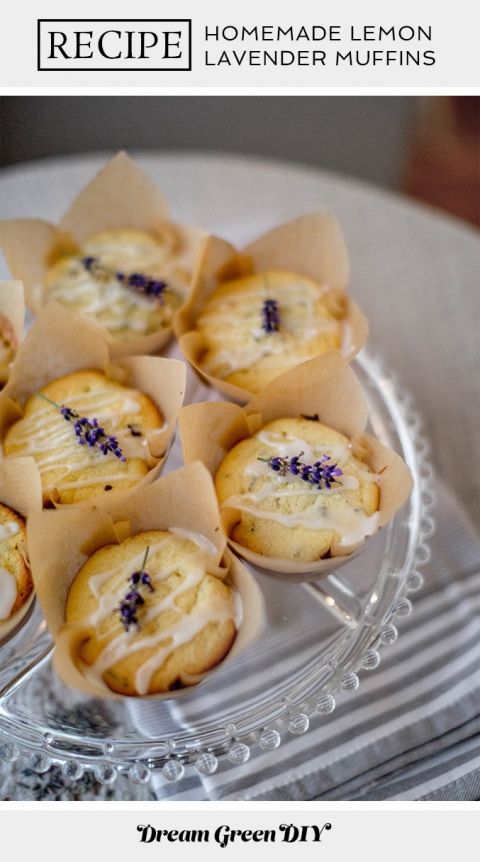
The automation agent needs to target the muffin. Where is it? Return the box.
[4,369,163,505]
[65,529,238,696]
[42,228,190,341]
[0,314,18,384]
[0,502,32,623]
[195,270,346,393]
[215,417,380,562]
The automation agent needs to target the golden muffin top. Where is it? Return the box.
[0,314,18,383]
[215,417,380,562]
[42,228,190,340]
[0,502,32,622]
[65,529,238,696]
[4,369,163,505]
[195,270,346,393]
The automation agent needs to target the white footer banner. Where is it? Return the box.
[0,805,477,860]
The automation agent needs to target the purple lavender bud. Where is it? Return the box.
[82,256,168,301]
[82,256,97,272]
[128,273,147,289]
[60,406,78,421]
[262,298,280,334]
[59,406,128,461]
[118,552,154,630]
[261,450,343,490]
[149,280,167,301]
[300,465,312,481]
[126,590,144,605]
[141,572,155,592]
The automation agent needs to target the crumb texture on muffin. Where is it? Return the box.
[196,270,345,393]
[42,228,190,340]
[4,369,163,504]
[215,417,380,561]
[65,530,237,696]
[0,314,18,383]
[0,502,32,621]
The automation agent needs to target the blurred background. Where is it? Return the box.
[0,96,478,226]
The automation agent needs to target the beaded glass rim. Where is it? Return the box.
[0,348,435,787]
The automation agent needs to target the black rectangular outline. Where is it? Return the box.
[37,19,192,71]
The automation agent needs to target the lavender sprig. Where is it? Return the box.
[118,547,154,631]
[259,450,343,490]
[81,256,167,302]
[262,298,280,334]
[37,393,126,462]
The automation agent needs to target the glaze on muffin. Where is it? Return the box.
[215,417,380,561]
[65,530,238,695]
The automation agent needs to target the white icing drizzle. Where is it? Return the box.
[77,531,236,695]
[43,234,188,338]
[0,521,21,619]
[0,521,20,541]
[0,567,17,620]
[168,527,219,556]
[224,494,379,547]
[255,431,353,470]
[6,382,149,496]
[198,275,342,378]
[222,431,380,548]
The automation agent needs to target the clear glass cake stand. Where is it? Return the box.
[0,348,435,787]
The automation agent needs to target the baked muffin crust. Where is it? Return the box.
[215,417,380,562]
[4,369,163,504]
[66,530,237,695]
[196,270,345,393]
[0,502,32,621]
[42,228,189,340]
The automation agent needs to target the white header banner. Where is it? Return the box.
[0,0,478,91]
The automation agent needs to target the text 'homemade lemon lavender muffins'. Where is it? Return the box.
[4,369,163,505]
[27,463,264,699]
[179,351,413,579]
[175,212,368,402]
[0,152,205,354]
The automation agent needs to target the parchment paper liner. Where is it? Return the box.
[0,280,24,385]
[0,151,205,357]
[174,212,369,403]
[0,301,186,506]
[0,457,42,643]
[27,462,265,700]
[179,350,413,582]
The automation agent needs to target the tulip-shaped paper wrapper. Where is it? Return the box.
[175,211,369,403]
[0,152,205,357]
[0,301,186,506]
[179,350,413,581]
[27,462,265,700]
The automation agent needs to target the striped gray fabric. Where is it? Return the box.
[131,476,480,800]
